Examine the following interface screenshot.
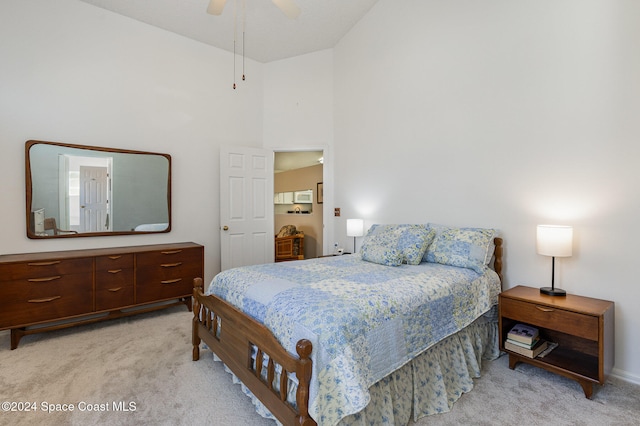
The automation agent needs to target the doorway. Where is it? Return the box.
[61,154,112,233]
[274,151,324,259]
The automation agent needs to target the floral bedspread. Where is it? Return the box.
[207,255,501,425]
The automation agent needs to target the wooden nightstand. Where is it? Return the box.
[499,285,614,398]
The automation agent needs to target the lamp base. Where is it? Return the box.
[540,286,567,296]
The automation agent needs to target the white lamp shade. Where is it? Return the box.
[536,225,573,257]
[346,219,364,237]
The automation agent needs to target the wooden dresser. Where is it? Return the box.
[0,242,203,349]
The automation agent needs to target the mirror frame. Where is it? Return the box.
[26,140,171,239]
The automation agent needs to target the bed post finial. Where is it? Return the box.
[493,238,503,286]
[295,339,316,425]
[192,277,204,361]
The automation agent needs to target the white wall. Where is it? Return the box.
[263,50,335,254]
[333,0,640,382]
[0,0,264,284]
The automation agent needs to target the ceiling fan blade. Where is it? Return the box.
[272,0,301,19]
[206,0,227,15]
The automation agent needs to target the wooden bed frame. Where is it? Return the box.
[192,237,503,426]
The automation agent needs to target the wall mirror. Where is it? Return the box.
[26,140,171,239]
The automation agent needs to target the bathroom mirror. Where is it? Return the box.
[26,140,171,239]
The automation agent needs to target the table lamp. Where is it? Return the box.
[536,224,573,296]
[346,219,364,254]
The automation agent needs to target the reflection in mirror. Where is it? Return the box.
[26,140,171,239]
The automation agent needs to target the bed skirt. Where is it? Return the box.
[215,310,499,425]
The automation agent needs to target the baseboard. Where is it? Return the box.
[610,367,640,386]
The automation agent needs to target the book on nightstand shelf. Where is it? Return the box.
[507,323,539,345]
[505,337,540,349]
[505,338,548,358]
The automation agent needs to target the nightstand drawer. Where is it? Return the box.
[501,298,599,341]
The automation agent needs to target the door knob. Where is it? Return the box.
[223,226,229,231]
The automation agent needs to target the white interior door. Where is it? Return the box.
[220,146,274,271]
[79,165,110,232]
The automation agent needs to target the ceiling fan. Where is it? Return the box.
[207,0,301,19]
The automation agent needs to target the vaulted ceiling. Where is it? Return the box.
[79,0,379,63]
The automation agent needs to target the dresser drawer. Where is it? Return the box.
[501,298,599,341]
[137,261,202,283]
[95,254,134,271]
[96,286,134,311]
[136,247,202,268]
[135,278,192,303]
[135,246,202,304]
[96,268,134,291]
[136,264,200,303]
[95,265,134,310]
[0,274,93,328]
[0,258,92,282]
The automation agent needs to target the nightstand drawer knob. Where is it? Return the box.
[535,305,554,312]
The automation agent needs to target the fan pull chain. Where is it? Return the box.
[242,0,246,81]
[233,0,237,89]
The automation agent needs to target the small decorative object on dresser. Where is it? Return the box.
[0,242,203,349]
[499,285,614,399]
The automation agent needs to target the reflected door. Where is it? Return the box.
[79,166,110,232]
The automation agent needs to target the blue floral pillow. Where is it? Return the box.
[425,227,497,273]
[397,226,436,265]
[363,224,435,265]
[360,230,404,266]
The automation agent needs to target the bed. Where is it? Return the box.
[192,224,503,425]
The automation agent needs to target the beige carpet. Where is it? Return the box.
[1,306,638,426]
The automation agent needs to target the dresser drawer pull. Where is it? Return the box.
[28,276,61,282]
[28,296,61,303]
[161,262,183,268]
[535,305,554,312]
[27,261,61,266]
[108,287,123,292]
[108,255,122,260]
[161,278,182,285]
[108,269,123,274]
[161,250,183,255]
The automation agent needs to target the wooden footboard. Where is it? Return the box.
[192,278,316,426]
